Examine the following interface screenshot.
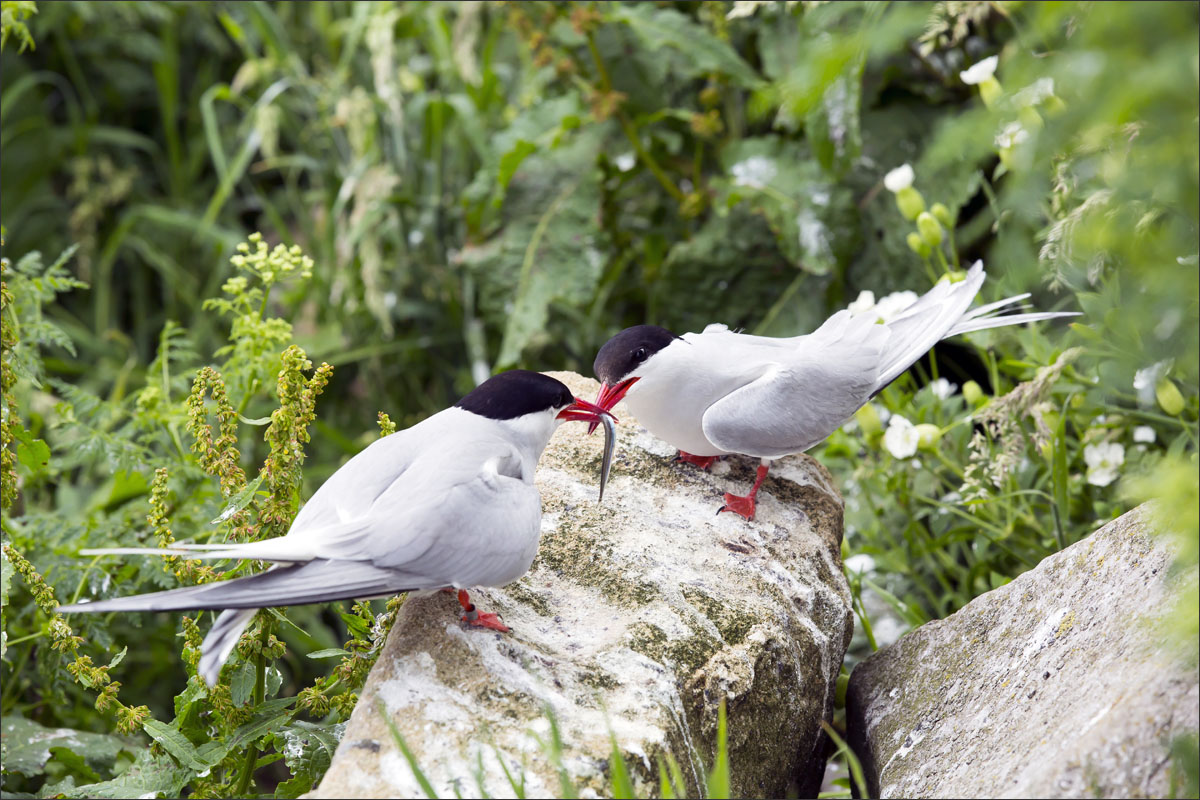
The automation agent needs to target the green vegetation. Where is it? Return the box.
[2,2,1196,797]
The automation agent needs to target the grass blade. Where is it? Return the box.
[706,699,730,799]
[608,732,635,799]
[821,721,867,799]
[380,700,439,799]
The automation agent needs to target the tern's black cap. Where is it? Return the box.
[455,370,574,420]
[593,325,679,384]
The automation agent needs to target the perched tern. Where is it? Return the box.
[59,370,615,685]
[590,261,1076,520]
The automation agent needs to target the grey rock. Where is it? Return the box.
[311,372,852,799]
[847,503,1199,798]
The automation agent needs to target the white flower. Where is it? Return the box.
[884,415,919,459]
[730,155,777,189]
[844,554,875,574]
[1133,426,1156,444]
[726,0,770,20]
[614,152,636,172]
[883,163,914,192]
[847,290,877,316]
[995,122,1030,150]
[1013,77,1055,107]
[1133,359,1171,406]
[931,378,958,400]
[877,407,891,425]
[1083,441,1125,487]
[873,290,919,323]
[959,55,999,86]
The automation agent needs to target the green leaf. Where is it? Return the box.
[48,746,102,784]
[143,719,220,772]
[607,5,762,87]
[107,646,128,670]
[12,420,50,476]
[272,721,344,799]
[211,472,266,524]
[0,716,132,778]
[66,750,191,799]
[1,546,13,607]
[306,648,352,660]
[230,659,257,706]
[497,140,537,192]
[225,697,297,751]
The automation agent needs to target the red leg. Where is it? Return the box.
[675,450,719,470]
[458,589,510,633]
[718,462,770,521]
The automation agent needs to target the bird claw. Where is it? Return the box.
[674,451,718,470]
[456,588,510,633]
[718,492,756,521]
[462,611,510,633]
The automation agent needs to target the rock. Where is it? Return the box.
[846,503,1199,799]
[311,372,852,799]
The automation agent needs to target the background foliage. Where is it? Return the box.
[2,2,1197,797]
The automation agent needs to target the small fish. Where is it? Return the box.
[598,411,616,503]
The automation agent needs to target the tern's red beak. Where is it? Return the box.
[556,396,616,424]
[587,377,639,434]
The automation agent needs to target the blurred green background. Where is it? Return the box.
[2,2,1197,797]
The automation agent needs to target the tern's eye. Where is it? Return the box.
[633,347,647,362]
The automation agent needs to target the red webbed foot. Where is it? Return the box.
[674,451,719,470]
[718,492,757,521]
[457,589,510,633]
[716,462,770,522]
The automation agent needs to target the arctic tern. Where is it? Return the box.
[590,261,1076,520]
[59,370,615,685]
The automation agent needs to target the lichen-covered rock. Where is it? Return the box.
[311,372,852,799]
[846,503,1199,799]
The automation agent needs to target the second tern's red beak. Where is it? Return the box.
[556,396,616,424]
[587,377,640,434]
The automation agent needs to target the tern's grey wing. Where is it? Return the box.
[289,428,542,589]
[700,318,889,458]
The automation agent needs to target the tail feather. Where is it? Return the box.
[199,608,256,686]
[948,309,1079,336]
[871,261,1077,394]
[81,538,313,563]
[960,292,1031,321]
[874,262,986,390]
[58,559,420,614]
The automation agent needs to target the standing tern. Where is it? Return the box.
[59,370,615,685]
[589,261,1077,520]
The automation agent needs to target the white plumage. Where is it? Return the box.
[592,261,1077,519]
[60,371,612,684]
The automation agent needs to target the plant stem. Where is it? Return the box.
[585,32,684,202]
[233,620,271,797]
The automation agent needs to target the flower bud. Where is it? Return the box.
[978,77,1002,109]
[915,423,942,451]
[1018,104,1044,132]
[895,186,925,220]
[906,232,931,258]
[917,212,944,247]
[1156,377,1185,416]
[931,202,954,228]
[963,380,986,407]
[854,403,883,437]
